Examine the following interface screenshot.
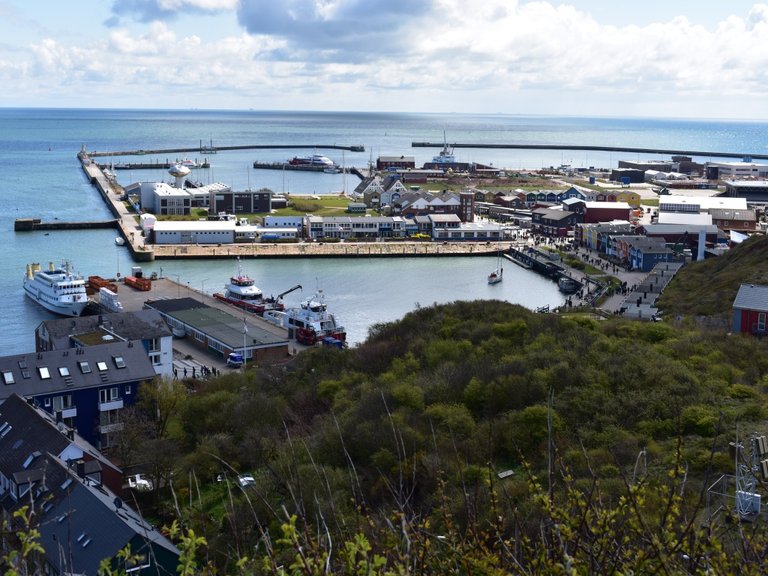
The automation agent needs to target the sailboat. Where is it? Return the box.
[488,252,503,285]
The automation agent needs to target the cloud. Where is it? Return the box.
[5,0,768,116]
[108,0,237,24]
[235,0,433,61]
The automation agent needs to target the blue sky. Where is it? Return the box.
[1,1,766,119]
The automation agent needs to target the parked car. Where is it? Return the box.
[127,474,153,492]
[238,474,256,487]
[226,352,244,368]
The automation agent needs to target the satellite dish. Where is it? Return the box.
[113,497,123,511]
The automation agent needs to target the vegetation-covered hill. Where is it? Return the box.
[657,234,768,318]
[104,300,768,574]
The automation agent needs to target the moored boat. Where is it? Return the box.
[288,154,335,167]
[558,276,580,294]
[266,290,346,345]
[23,261,89,317]
[115,236,125,246]
[488,252,503,284]
[212,258,284,315]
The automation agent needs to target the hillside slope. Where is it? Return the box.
[657,234,768,318]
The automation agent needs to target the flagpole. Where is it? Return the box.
[242,316,248,370]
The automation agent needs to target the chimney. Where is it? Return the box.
[76,459,86,478]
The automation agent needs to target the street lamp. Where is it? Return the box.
[170,274,181,297]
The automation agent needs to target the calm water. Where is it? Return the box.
[3,109,768,354]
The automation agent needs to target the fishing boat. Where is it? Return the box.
[212,258,286,315]
[264,290,346,345]
[115,236,125,246]
[23,261,89,317]
[488,252,503,285]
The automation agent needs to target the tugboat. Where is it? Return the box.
[213,258,298,315]
[263,290,346,345]
[23,261,89,317]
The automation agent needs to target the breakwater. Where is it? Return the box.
[88,143,365,158]
[14,218,118,231]
[412,142,768,160]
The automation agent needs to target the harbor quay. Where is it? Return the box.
[69,149,508,261]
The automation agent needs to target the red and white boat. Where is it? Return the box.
[263,289,346,345]
[213,259,284,315]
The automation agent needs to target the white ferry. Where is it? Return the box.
[23,261,89,317]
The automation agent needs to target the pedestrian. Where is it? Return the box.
[183,367,187,378]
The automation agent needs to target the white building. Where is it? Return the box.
[707,161,768,179]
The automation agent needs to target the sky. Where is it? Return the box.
[1,0,767,119]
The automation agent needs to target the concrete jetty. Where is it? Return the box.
[88,143,365,158]
[412,141,768,160]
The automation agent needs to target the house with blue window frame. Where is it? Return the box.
[0,395,179,574]
[0,341,157,449]
[34,309,173,378]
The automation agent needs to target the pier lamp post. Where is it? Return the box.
[170,274,181,297]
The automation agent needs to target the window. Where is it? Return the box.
[38,367,50,379]
[125,385,132,395]
[110,387,119,400]
[113,356,126,369]
[52,395,72,411]
[2,371,14,385]
[78,361,91,374]
[759,312,766,332]
[58,367,70,377]
[97,361,108,372]
[44,398,51,407]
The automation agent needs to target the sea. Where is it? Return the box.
[3,108,768,355]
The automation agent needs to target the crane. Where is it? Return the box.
[276,284,302,301]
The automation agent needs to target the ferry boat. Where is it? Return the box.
[263,290,346,345]
[23,261,89,317]
[288,154,335,167]
[212,258,287,315]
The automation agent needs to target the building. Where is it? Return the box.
[659,195,747,213]
[0,341,158,448]
[569,201,632,224]
[376,155,416,170]
[35,310,174,377]
[709,208,758,232]
[732,284,768,336]
[531,208,582,237]
[706,161,768,180]
[723,180,768,202]
[610,168,645,184]
[144,297,289,364]
[209,187,272,214]
[0,395,179,574]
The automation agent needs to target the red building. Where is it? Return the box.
[732,284,768,336]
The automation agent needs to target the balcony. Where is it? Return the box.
[60,407,78,419]
[99,422,124,434]
[99,399,124,411]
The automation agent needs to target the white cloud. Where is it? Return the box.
[2,0,768,116]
